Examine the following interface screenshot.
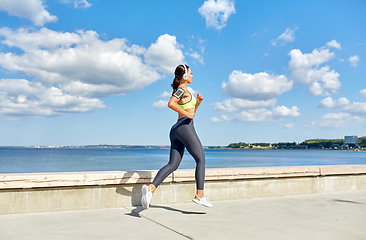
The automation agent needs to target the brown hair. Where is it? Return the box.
[171,64,189,93]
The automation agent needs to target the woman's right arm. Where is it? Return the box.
[168,97,195,119]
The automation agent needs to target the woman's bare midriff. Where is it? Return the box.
[178,108,195,119]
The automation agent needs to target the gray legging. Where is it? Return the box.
[152,117,205,190]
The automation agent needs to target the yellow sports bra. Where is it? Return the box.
[178,91,196,110]
[172,88,196,110]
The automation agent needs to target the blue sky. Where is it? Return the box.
[0,0,365,146]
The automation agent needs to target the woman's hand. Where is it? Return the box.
[186,112,195,119]
[197,93,203,103]
[194,93,203,113]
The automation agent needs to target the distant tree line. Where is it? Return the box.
[227,136,366,149]
[272,142,298,148]
[227,142,248,148]
[358,137,366,148]
[300,139,344,149]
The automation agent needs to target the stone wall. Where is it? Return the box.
[1,165,366,214]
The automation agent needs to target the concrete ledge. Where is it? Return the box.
[320,165,366,176]
[1,165,353,189]
[1,165,366,214]
[0,170,166,189]
[175,166,321,182]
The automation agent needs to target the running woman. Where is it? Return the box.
[141,64,212,209]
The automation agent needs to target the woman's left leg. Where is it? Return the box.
[176,121,205,191]
[177,122,212,207]
[151,138,185,189]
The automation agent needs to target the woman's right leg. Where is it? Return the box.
[151,138,185,189]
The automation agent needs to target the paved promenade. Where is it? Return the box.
[1,190,365,240]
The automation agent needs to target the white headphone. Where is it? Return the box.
[182,64,189,80]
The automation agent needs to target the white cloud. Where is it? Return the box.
[318,96,366,118]
[319,97,350,108]
[59,0,91,8]
[211,117,222,122]
[222,71,293,100]
[186,36,206,65]
[144,34,185,74]
[0,27,83,51]
[159,91,171,98]
[74,0,91,8]
[272,106,300,118]
[0,28,188,119]
[0,0,57,26]
[288,47,340,96]
[303,120,316,129]
[336,97,351,106]
[235,108,273,122]
[222,115,234,121]
[214,105,299,122]
[213,98,277,113]
[320,113,364,128]
[213,70,297,122]
[359,89,366,98]
[349,55,360,67]
[272,27,298,46]
[153,100,168,110]
[343,102,366,116]
[190,52,204,65]
[326,40,342,50]
[0,28,186,98]
[289,48,335,69]
[0,79,105,120]
[322,112,350,120]
[284,123,294,129]
[198,0,235,30]
[198,37,206,53]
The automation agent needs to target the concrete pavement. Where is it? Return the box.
[1,190,366,240]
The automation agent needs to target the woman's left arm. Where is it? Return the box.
[195,93,203,113]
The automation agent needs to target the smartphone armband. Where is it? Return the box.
[172,88,185,99]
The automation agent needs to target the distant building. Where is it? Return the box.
[344,135,358,145]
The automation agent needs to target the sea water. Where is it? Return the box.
[0,147,366,173]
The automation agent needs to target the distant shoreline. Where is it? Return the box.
[0,145,364,151]
[0,145,171,149]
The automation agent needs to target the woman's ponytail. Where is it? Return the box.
[171,76,180,93]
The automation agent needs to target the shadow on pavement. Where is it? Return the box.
[124,205,206,218]
[115,171,206,218]
[333,199,363,204]
[149,204,206,215]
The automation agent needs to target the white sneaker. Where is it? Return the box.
[192,194,213,207]
[141,185,153,209]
